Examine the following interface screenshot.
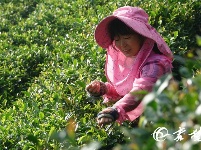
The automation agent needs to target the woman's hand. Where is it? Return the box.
[86,81,107,97]
[97,107,119,127]
[86,81,100,95]
[97,117,113,127]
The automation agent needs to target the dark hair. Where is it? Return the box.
[108,18,138,40]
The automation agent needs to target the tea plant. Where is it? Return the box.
[0,0,201,149]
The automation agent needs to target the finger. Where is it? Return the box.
[97,118,105,126]
[108,118,112,123]
[87,85,99,93]
[98,118,112,126]
[100,107,114,114]
[90,85,100,93]
[92,81,100,89]
[86,84,92,91]
[86,81,98,90]
[92,81,100,86]
[92,81,100,87]
[104,118,112,124]
[88,82,100,93]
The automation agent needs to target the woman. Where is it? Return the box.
[86,6,173,127]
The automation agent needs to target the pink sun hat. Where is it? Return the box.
[95,6,173,59]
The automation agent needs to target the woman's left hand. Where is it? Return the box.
[97,107,118,127]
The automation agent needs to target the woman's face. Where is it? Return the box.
[114,33,144,57]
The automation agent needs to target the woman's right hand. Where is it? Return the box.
[86,81,107,97]
[86,81,100,94]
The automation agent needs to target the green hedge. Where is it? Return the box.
[0,0,201,149]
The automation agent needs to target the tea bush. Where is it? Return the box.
[0,0,201,149]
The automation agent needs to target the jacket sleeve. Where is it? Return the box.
[102,82,122,103]
[113,59,172,123]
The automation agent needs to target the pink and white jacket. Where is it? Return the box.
[102,38,173,124]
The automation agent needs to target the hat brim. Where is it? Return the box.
[95,15,153,49]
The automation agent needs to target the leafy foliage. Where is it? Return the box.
[0,0,201,149]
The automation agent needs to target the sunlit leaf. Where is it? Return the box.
[196,35,201,46]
